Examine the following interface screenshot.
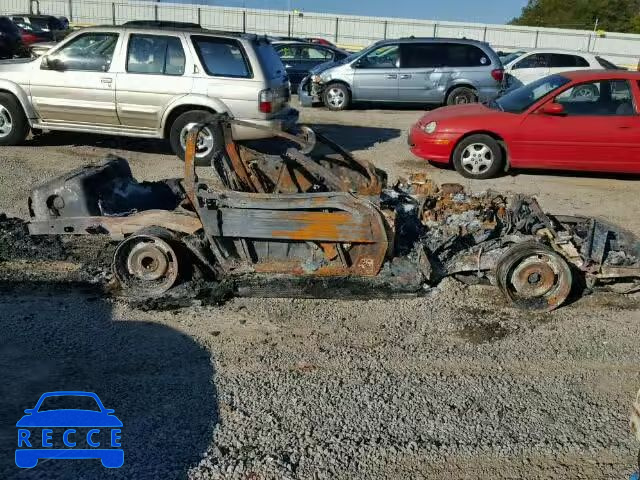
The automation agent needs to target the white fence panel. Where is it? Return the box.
[2,0,640,65]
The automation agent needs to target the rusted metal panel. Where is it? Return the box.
[28,210,203,238]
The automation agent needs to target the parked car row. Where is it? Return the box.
[0,14,72,59]
[0,18,636,180]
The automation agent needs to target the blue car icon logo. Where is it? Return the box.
[16,391,123,468]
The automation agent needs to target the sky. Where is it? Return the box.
[160,0,530,25]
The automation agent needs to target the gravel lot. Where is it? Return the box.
[0,104,639,479]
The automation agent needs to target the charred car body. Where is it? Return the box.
[27,116,640,311]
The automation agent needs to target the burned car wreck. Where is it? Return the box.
[27,116,640,312]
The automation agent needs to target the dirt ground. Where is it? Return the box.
[0,104,639,479]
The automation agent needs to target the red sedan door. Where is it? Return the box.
[511,79,640,174]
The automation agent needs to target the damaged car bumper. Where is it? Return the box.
[298,76,322,107]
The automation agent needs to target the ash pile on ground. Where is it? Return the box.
[0,213,67,261]
[0,213,114,286]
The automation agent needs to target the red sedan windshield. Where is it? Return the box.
[495,74,571,113]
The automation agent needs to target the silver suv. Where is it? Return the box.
[299,38,504,110]
[0,26,297,163]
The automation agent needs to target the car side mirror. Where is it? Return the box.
[41,55,65,71]
[104,409,115,414]
[540,103,566,116]
[23,409,34,414]
[352,59,362,69]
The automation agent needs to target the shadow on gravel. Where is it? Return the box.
[25,131,173,156]
[246,123,402,155]
[0,282,217,480]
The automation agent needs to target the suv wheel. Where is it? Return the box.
[169,110,224,166]
[323,83,350,111]
[0,93,29,146]
[446,86,478,106]
[452,134,504,180]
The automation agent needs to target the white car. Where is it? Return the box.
[503,49,621,87]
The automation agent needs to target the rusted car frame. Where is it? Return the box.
[27,115,640,311]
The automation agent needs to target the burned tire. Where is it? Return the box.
[323,83,350,111]
[496,241,573,312]
[446,86,478,106]
[113,228,182,297]
[169,110,224,166]
[0,92,29,146]
[452,134,504,180]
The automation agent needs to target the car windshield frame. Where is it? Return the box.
[495,74,572,113]
[35,394,103,413]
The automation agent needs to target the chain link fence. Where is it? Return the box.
[2,0,640,67]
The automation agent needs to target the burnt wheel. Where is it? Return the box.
[496,242,573,312]
[114,229,181,297]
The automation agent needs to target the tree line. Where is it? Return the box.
[511,0,640,33]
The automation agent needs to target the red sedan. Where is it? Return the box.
[409,70,640,179]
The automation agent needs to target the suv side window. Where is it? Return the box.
[191,36,251,78]
[442,43,490,67]
[358,45,399,69]
[300,46,333,61]
[549,53,589,68]
[126,34,185,75]
[401,43,439,68]
[514,53,549,69]
[555,80,634,116]
[45,32,119,72]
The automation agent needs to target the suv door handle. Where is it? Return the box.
[400,74,412,79]
[386,74,397,79]
[100,77,113,84]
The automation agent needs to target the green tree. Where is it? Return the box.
[511,0,640,33]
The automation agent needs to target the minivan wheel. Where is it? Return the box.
[323,83,350,111]
[446,86,478,106]
[452,134,504,180]
[169,110,224,166]
[0,93,29,146]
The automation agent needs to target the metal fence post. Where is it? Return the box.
[482,26,487,42]
[534,30,539,48]
[197,7,201,26]
[383,20,388,40]
[242,10,246,33]
[154,4,158,21]
[433,23,438,37]
[586,33,593,52]
[335,17,339,43]
[288,14,292,37]
[112,2,116,25]
[68,0,73,21]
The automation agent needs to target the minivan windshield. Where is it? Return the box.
[493,74,571,113]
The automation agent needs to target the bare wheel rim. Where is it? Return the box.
[179,122,215,158]
[113,234,179,297]
[326,87,345,108]
[453,91,474,104]
[461,143,493,175]
[0,106,13,139]
[496,243,573,312]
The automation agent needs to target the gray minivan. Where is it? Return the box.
[299,37,504,110]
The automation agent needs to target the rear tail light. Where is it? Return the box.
[259,89,274,114]
[491,68,504,82]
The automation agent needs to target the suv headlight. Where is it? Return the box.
[422,121,437,134]
[311,74,323,83]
